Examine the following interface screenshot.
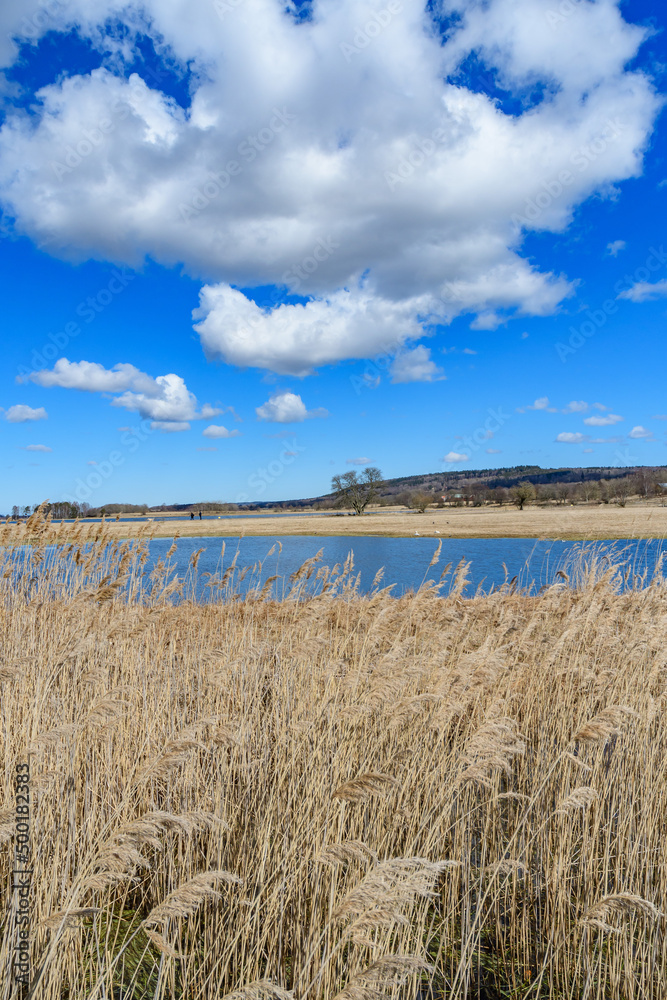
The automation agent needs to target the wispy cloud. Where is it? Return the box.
[618,279,667,302]
[606,240,626,257]
[583,413,623,426]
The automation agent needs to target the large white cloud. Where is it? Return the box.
[26,358,220,425]
[0,0,661,373]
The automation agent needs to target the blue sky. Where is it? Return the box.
[0,0,666,510]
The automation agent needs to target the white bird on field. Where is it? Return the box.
[414,531,420,535]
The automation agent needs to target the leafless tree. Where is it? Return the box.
[331,467,384,514]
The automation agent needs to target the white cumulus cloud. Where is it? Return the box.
[390,346,445,384]
[26,358,220,425]
[0,0,658,373]
[628,425,653,439]
[256,391,328,423]
[443,451,469,463]
[556,432,587,443]
[3,404,48,422]
[22,444,52,452]
[202,425,241,439]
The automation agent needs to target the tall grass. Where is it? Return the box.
[0,512,666,999]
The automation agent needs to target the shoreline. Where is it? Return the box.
[5,504,667,545]
[63,503,667,542]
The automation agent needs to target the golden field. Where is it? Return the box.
[0,514,666,999]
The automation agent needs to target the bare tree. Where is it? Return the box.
[331,467,384,514]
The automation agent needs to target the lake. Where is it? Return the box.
[145,535,665,599]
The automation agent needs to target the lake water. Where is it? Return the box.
[145,535,665,599]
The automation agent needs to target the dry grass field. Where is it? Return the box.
[1,513,666,999]
[16,500,667,542]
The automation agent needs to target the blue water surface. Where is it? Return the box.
[146,535,665,599]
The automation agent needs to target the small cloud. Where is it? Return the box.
[606,240,626,257]
[486,448,501,454]
[583,413,623,426]
[651,414,667,420]
[197,446,218,451]
[628,425,653,440]
[200,403,223,419]
[462,348,477,355]
[521,332,529,339]
[256,391,328,423]
[390,346,445,384]
[470,311,502,330]
[3,404,48,423]
[531,397,549,410]
[21,444,52,452]
[443,451,469,463]
[582,448,594,453]
[346,457,371,465]
[618,279,667,302]
[563,400,588,413]
[556,432,587,444]
[202,424,241,439]
[151,421,191,432]
[592,402,609,411]
[87,460,97,465]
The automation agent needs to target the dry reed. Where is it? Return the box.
[0,512,666,999]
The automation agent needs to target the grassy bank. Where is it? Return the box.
[0,516,666,998]
[6,500,667,542]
